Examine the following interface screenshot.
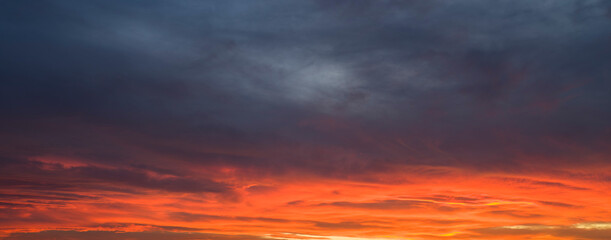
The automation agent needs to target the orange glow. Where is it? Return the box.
[2,159,610,240]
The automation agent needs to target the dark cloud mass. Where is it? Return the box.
[1,0,611,176]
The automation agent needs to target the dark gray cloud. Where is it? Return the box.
[0,158,232,194]
[1,0,610,179]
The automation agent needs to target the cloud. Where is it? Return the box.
[169,212,289,223]
[538,200,580,208]
[3,230,267,240]
[0,0,610,177]
[88,222,205,232]
[313,221,381,230]
[70,165,230,193]
[476,222,611,240]
[0,1,610,239]
[245,185,277,194]
[0,159,232,194]
[483,210,544,219]
[494,177,589,191]
[318,199,434,210]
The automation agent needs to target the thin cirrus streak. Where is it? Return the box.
[1,0,611,240]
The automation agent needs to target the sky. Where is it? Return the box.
[1,0,611,239]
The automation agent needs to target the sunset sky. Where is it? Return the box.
[1,1,611,240]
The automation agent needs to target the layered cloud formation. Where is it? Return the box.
[1,0,611,239]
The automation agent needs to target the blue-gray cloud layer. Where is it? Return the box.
[1,0,611,179]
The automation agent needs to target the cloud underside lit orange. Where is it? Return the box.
[2,159,610,240]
